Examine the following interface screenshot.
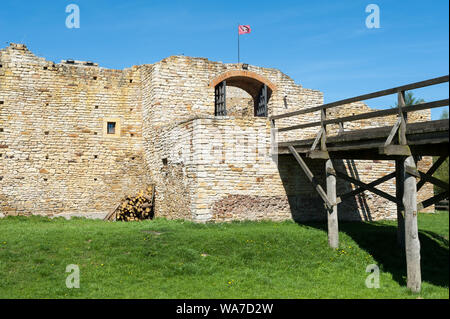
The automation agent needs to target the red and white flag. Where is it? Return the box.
[238,25,251,35]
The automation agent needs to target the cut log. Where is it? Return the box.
[103,202,121,221]
[110,184,156,222]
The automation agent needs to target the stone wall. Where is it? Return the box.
[140,55,324,136]
[138,56,331,222]
[145,114,433,222]
[143,117,196,220]
[226,86,253,117]
[138,54,433,222]
[0,43,434,221]
[0,43,146,217]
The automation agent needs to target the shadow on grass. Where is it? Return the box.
[297,221,449,288]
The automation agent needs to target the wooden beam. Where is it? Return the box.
[288,146,332,209]
[278,143,449,159]
[397,91,408,145]
[276,99,449,132]
[278,119,449,148]
[320,109,327,151]
[334,170,398,203]
[379,145,411,156]
[307,150,329,159]
[417,191,450,211]
[103,202,120,221]
[417,155,449,191]
[384,117,402,146]
[404,165,421,178]
[270,75,449,120]
[403,156,421,293]
[338,171,396,201]
[409,143,450,157]
[327,141,383,152]
[311,127,324,151]
[407,136,450,147]
[416,170,449,191]
[326,159,339,249]
[338,122,344,135]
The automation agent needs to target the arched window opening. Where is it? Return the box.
[225,86,253,117]
[213,73,273,118]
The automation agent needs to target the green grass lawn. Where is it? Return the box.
[0,211,448,299]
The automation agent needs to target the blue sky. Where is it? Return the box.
[0,0,448,119]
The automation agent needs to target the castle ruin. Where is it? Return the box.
[0,43,434,221]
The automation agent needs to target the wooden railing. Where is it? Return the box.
[270,75,449,150]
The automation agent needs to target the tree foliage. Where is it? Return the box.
[393,91,425,107]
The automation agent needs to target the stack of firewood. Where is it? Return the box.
[104,185,155,222]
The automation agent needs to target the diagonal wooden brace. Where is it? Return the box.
[416,170,449,191]
[417,155,449,191]
[405,165,420,178]
[288,146,333,209]
[334,169,397,203]
[384,117,402,147]
[311,127,324,151]
[338,171,396,203]
[417,191,449,211]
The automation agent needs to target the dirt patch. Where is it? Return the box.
[141,230,163,236]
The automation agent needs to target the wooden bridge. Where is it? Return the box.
[270,75,449,293]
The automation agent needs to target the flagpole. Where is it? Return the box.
[237,24,240,64]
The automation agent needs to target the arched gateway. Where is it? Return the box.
[209,70,276,117]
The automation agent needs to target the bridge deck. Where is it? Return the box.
[277,119,449,159]
[270,75,449,293]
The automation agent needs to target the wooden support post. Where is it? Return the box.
[326,159,339,248]
[396,90,408,252]
[320,109,327,151]
[396,159,405,250]
[403,156,421,293]
[397,90,408,145]
[338,122,344,135]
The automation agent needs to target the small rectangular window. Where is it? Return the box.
[107,122,116,134]
[103,118,120,137]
